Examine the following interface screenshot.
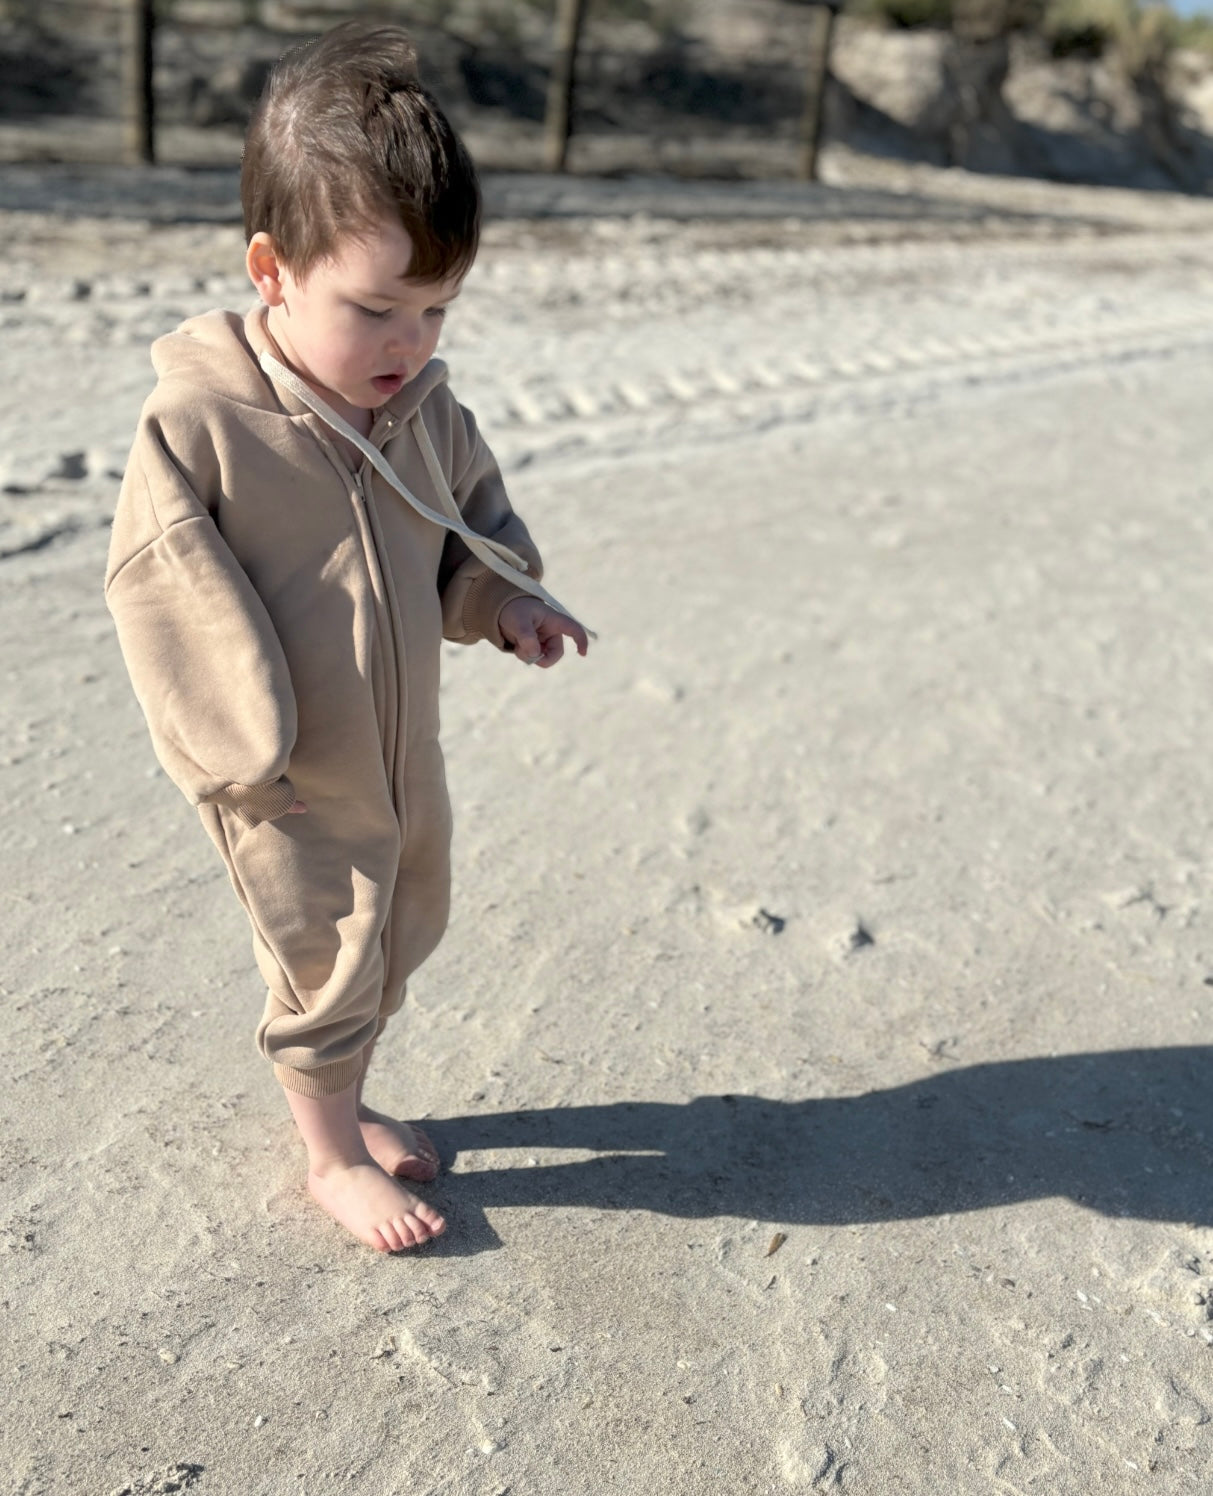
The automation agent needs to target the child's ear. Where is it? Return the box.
[246,233,289,306]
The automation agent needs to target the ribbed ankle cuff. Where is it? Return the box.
[274,1054,364,1097]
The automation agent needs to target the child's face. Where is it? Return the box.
[250,215,463,419]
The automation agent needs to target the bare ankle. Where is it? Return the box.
[306,1149,370,1180]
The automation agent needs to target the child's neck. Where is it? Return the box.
[262,309,375,440]
[340,402,375,439]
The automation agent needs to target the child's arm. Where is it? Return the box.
[105,415,299,828]
[432,395,549,649]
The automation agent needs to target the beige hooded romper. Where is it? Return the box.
[105,307,549,1097]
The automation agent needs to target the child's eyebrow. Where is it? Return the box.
[356,284,462,305]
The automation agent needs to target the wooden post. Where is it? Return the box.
[799,2,838,182]
[122,0,156,166]
[544,0,589,174]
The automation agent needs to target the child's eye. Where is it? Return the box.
[425,307,447,320]
[357,305,391,320]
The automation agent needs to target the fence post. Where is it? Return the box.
[799,2,839,182]
[122,0,156,165]
[544,0,589,173]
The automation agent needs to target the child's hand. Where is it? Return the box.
[498,597,589,669]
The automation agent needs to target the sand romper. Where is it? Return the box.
[105,308,579,1097]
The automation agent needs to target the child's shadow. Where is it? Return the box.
[423,1046,1213,1254]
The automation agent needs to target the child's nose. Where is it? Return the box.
[388,319,423,356]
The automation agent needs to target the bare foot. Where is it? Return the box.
[358,1107,440,1182]
[308,1159,445,1253]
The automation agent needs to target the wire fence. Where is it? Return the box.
[0,0,838,177]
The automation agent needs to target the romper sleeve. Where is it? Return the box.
[104,412,299,828]
[435,397,544,650]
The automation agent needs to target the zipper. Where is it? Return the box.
[307,419,404,812]
[353,460,410,820]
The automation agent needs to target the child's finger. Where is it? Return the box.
[507,616,543,663]
[537,633,566,667]
[542,613,589,657]
[287,800,309,814]
[556,615,589,656]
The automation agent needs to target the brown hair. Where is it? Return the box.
[241,22,480,284]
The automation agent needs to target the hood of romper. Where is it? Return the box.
[149,307,449,423]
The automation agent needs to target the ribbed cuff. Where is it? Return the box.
[464,570,535,649]
[216,776,297,828]
[273,1053,364,1097]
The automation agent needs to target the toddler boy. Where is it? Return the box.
[105,22,588,1253]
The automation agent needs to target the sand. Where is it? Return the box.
[3,160,1213,1494]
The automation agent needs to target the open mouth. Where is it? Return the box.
[371,372,406,395]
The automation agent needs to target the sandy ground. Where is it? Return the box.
[4,161,1213,1494]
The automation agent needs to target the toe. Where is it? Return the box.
[396,1126,440,1182]
[382,1220,408,1252]
[396,1153,438,1183]
[392,1215,420,1248]
[416,1203,445,1237]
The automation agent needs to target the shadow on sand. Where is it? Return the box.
[425,1047,1213,1254]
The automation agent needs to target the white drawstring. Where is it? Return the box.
[259,351,591,635]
